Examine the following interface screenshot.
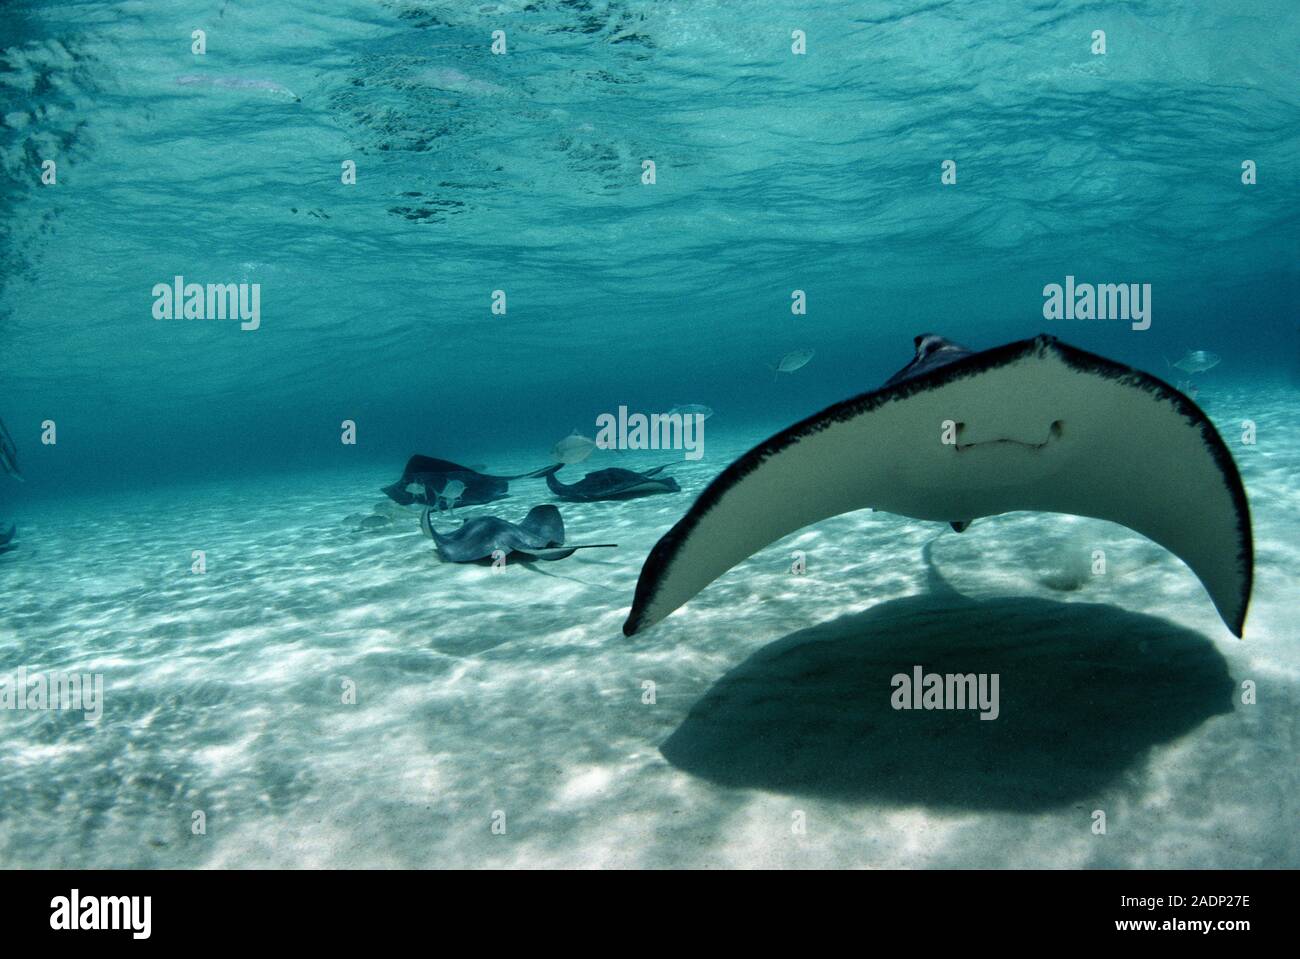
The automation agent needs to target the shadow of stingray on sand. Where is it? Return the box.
[660,593,1235,812]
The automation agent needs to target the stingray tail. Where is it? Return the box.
[476,465,557,480]
[529,543,618,560]
[538,465,568,498]
[492,464,561,479]
[381,482,415,506]
[420,506,465,539]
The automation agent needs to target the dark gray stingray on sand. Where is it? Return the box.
[421,504,616,562]
[543,464,680,502]
[0,524,15,554]
[382,455,550,507]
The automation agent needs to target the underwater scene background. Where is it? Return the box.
[0,0,1296,868]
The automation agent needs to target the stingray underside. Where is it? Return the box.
[622,335,1252,637]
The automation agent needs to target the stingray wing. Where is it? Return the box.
[618,478,680,496]
[518,505,565,545]
[623,335,1252,637]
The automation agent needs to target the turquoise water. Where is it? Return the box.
[0,1,1297,867]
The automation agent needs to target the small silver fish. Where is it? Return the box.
[552,431,596,465]
[772,348,815,378]
[1170,350,1220,374]
[437,479,467,513]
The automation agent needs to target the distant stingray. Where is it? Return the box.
[381,455,551,508]
[415,67,506,96]
[0,524,15,554]
[175,74,301,102]
[0,416,20,480]
[421,504,616,563]
[669,404,714,420]
[1167,350,1220,375]
[543,464,681,502]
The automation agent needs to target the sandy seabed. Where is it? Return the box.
[0,387,1295,868]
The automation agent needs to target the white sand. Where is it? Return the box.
[0,387,1294,868]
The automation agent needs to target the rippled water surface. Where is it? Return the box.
[0,1,1297,867]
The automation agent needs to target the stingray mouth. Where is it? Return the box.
[952,419,1063,452]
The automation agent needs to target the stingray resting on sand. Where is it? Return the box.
[421,504,616,562]
[623,333,1253,638]
[381,455,552,507]
[543,464,681,502]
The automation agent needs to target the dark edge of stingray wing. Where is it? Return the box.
[1051,340,1252,635]
[622,334,1253,637]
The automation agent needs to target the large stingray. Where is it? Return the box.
[0,417,21,480]
[623,334,1253,637]
[543,464,681,502]
[381,455,550,507]
[421,504,616,562]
